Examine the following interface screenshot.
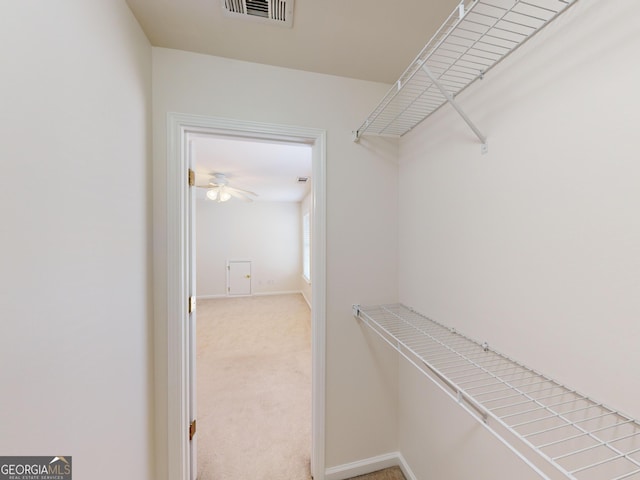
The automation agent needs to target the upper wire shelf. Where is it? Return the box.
[354,304,640,480]
[354,0,579,146]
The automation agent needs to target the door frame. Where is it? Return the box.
[165,112,326,480]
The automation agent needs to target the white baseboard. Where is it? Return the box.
[301,290,311,309]
[196,291,301,300]
[325,452,415,480]
[253,290,301,297]
[397,452,418,480]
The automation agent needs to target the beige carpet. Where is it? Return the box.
[350,467,406,480]
[197,294,312,480]
[196,294,406,480]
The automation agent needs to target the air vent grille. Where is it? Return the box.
[224,0,245,14]
[246,0,268,18]
[222,0,293,27]
[270,0,287,22]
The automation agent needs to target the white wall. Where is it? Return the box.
[0,2,153,479]
[152,48,399,477]
[300,192,313,306]
[396,1,640,478]
[196,199,301,296]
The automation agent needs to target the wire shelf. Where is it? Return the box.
[354,0,579,142]
[354,304,640,480]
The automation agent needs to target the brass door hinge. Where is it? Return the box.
[189,419,196,441]
[188,169,195,187]
[188,296,196,314]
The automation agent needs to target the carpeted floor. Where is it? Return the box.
[349,466,406,480]
[197,294,312,480]
[196,294,406,480]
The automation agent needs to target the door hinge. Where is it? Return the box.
[188,169,195,187]
[189,419,196,441]
[188,296,196,314]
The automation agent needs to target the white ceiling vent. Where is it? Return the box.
[222,0,294,28]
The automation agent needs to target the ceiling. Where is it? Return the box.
[191,135,312,203]
[125,0,461,85]
[126,0,460,202]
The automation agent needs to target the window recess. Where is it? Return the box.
[353,304,640,480]
[353,0,580,153]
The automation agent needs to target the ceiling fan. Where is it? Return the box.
[196,173,258,203]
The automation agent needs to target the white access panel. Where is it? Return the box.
[227,260,251,296]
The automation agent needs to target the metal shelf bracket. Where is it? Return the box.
[420,63,488,154]
[353,0,580,153]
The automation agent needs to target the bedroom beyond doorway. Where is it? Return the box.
[196,294,312,479]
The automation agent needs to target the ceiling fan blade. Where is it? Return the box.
[226,185,258,197]
[227,189,253,202]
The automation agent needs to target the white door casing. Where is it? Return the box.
[165,112,327,480]
[187,139,198,479]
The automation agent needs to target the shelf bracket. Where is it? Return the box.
[420,64,488,154]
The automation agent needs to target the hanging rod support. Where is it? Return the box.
[420,64,488,154]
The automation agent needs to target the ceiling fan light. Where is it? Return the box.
[206,189,218,201]
[201,173,257,203]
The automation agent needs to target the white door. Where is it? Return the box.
[227,260,251,295]
[188,143,198,480]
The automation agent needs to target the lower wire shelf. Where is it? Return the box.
[354,304,640,480]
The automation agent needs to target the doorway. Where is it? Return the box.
[165,113,326,480]
[192,132,313,478]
